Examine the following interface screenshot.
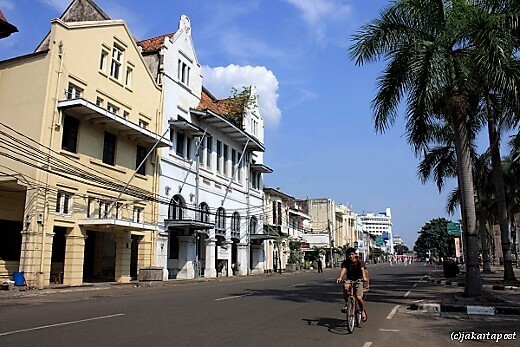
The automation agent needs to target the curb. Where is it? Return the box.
[426,276,520,291]
[408,302,520,316]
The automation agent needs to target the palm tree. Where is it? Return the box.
[349,0,519,295]
[349,0,483,295]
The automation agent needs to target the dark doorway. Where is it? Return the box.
[51,227,66,284]
[130,235,140,279]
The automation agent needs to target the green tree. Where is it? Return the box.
[414,218,456,260]
[394,244,410,255]
[349,0,520,295]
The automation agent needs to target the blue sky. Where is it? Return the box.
[0,0,464,247]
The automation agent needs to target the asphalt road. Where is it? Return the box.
[0,263,518,346]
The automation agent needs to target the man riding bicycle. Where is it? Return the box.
[336,247,369,321]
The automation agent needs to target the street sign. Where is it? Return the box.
[447,222,461,235]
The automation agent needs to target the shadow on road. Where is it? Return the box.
[301,317,351,335]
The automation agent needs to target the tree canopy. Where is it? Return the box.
[414,218,457,260]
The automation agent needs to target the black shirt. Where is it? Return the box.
[341,258,366,281]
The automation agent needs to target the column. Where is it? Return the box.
[204,238,217,278]
[115,232,132,283]
[63,226,86,286]
[237,243,248,276]
[176,235,196,279]
[156,232,169,280]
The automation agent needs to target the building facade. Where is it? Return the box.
[137,16,271,279]
[0,0,166,287]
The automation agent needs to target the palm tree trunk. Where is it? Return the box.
[487,115,517,282]
[477,210,492,273]
[452,111,482,296]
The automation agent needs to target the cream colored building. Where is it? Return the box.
[0,1,166,287]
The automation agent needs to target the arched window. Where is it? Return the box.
[168,195,183,220]
[199,202,209,223]
[216,207,226,232]
[231,212,240,232]
[249,216,257,234]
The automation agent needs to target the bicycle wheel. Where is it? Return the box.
[345,297,355,333]
[355,306,361,327]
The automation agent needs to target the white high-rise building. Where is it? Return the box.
[358,208,393,254]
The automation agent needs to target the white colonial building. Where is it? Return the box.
[138,16,271,279]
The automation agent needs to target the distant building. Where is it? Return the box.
[358,208,393,254]
[0,9,18,39]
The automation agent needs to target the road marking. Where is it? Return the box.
[387,305,400,319]
[215,293,253,301]
[363,342,373,347]
[404,290,411,297]
[413,283,418,288]
[0,313,125,337]
[380,329,400,332]
[289,283,306,287]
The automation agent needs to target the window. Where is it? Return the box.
[115,202,122,219]
[136,145,147,175]
[103,132,116,165]
[107,103,119,115]
[231,212,240,233]
[96,97,104,107]
[67,83,83,99]
[87,197,93,218]
[176,131,185,157]
[198,202,209,223]
[197,138,204,164]
[206,136,212,168]
[133,207,143,223]
[231,149,237,180]
[216,140,222,173]
[251,172,261,190]
[178,59,190,86]
[99,201,109,218]
[123,111,129,119]
[61,115,79,153]
[125,66,133,87]
[237,152,242,182]
[99,49,108,72]
[110,44,124,80]
[56,191,73,215]
[216,207,226,232]
[249,217,257,234]
[223,144,229,176]
[186,137,192,160]
[251,119,258,137]
[139,119,148,129]
[168,195,183,220]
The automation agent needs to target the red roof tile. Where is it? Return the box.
[137,32,176,52]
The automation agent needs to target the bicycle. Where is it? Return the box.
[339,279,366,333]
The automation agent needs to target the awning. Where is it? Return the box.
[168,118,206,136]
[164,219,214,231]
[193,109,265,152]
[250,233,279,240]
[58,98,171,147]
[251,163,273,173]
[78,218,157,232]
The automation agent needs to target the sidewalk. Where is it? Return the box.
[411,264,520,316]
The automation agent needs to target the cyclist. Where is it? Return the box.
[336,247,369,321]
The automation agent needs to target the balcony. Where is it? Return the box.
[58,98,171,148]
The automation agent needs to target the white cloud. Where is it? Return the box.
[202,65,281,127]
[286,0,353,45]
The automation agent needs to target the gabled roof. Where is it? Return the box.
[0,9,18,39]
[35,0,110,52]
[137,32,176,53]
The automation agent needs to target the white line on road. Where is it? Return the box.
[413,283,418,288]
[289,283,306,287]
[215,293,253,301]
[380,329,400,332]
[0,313,125,337]
[404,290,411,297]
[363,342,373,347]
[387,305,400,319]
